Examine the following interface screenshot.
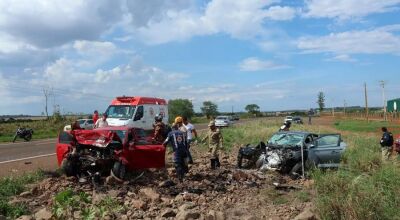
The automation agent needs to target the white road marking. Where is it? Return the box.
[0,139,56,147]
[0,153,56,164]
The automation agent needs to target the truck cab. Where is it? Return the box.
[104,96,168,130]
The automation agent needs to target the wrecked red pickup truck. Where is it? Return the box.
[56,126,166,181]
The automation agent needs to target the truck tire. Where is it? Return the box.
[111,161,126,181]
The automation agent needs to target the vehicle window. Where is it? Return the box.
[113,130,126,141]
[106,105,136,119]
[216,116,227,120]
[79,120,85,125]
[268,133,304,147]
[59,132,73,144]
[134,106,144,121]
[87,120,94,124]
[316,135,340,147]
[305,135,312,144]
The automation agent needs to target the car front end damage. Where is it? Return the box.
[60,130,126,182]
[237,143,306,178]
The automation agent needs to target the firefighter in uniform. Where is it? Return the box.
[163,123,189,182]
[202,121,223,169]
[153,114,166,143]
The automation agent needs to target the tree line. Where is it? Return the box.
[168,99,262,121]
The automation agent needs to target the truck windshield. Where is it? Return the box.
[106,105,136,119]
[268,133,304,147]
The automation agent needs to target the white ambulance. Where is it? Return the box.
[104,96,168,130]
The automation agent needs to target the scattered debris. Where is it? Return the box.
[9,150,311,219]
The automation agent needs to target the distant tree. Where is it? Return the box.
[201,101,218,119]
[168,99,195,122]
[317,92,325,111]
[245,104,260,116]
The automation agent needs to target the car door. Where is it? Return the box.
[308,134,343,168]
[56,131,73,166]
[127,128,165,169]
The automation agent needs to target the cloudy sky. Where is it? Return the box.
[0,0,399,115]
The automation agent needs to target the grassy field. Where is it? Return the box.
[334,119,400,134]
[0,119,74,142]
[200,119,400,219]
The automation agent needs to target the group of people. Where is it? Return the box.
[92,110,108,128]
[154,115,223,182]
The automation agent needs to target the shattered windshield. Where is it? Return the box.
[106,105,136,119]
[268,133,304,147]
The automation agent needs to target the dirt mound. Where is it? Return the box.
[11,151,315,220]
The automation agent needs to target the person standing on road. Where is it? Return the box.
[163,123,189,182]
[153,114,166,143]
[94,113,108,128]
[202,121,223,169]
[183,116,198,164]
[93,110,99,124]
[380,127,394,160]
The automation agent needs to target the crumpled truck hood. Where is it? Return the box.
[72,130,122,148]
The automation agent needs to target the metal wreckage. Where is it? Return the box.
[237,131,347,179]
[56,126,166,183]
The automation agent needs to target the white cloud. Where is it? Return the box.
[297,26,400,55]
[73,41,117,57]
[325,54,357,62]
[127,0,296,44]
[239,57,289,71]
[303,0,400,20]
[0,0,124,48]
[264,6,297,21]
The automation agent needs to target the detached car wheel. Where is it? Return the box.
[111,161,126,181]
[61,158,78,177]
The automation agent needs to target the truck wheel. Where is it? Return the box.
[61,158,77,177]
[112,161,126,181]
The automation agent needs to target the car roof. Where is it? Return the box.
[275,131,316,136]
[94,126,133,131]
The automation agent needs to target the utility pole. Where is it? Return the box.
[379,80,387,121]
[343,100,347,117]
[364,83,369,122]
[43,87,50,120]
[231,106,234,115]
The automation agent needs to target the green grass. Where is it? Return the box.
[334,119,400,133]
[200,119,400,219]
[0,119,75,142]
[52,189,124,219]
[312,134,400,220]
[0,171,45,218]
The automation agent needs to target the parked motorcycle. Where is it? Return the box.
[13,128,34,142]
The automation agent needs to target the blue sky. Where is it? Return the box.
[0,0,399,115]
